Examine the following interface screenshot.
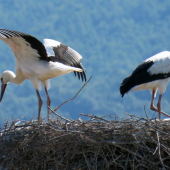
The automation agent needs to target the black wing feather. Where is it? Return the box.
[49,44,86,81]
[120,60,170,97]
[0,29,49,61]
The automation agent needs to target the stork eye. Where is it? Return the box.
[1,78,3,83]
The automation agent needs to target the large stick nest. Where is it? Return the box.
[1,113,170,170]
[1,78,170,169]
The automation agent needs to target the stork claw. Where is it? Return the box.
[150,105,170,118]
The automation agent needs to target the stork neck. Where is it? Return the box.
[10,75,24,84]
[11,76,25,85]
[7,71,25,85]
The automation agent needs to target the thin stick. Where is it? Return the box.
[80,113,110,123]
[53,76,92,112]
[156,131,166,170]
[144,105,148,120]
[48,106,73,122]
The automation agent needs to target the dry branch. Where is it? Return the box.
[52,75,92,113]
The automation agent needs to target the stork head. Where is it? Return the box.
[0,71,15,102]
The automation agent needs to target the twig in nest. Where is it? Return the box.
[125,112,148,121]
[156,131,166,170]
[144,105,148,120]
[48,107,73,122]
[80,113,110,123]
[53,75,92,112]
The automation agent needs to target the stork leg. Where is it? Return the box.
[150,90,158,112]
[36,90,42,124]
[150,90,170,119]
[156,94,170,118]
[157,94,162,119]
[45,87,51,122]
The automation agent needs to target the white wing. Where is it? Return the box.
[43,39,61,56]
[147,51,170,75]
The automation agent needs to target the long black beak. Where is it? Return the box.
[0,84,7,102]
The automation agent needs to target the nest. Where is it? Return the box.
[1,112,170,170]
[1,78,170,169]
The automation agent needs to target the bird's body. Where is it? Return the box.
[120,51,170,119]
[0,29,86,123]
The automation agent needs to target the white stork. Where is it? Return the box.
[120,51,170,119]
[0,29,86,123]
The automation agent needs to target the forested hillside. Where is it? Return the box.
[0,0,170,123]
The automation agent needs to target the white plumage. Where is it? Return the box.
[146,51,170,74]
[120,51,170,119]
[0,29,86,123]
